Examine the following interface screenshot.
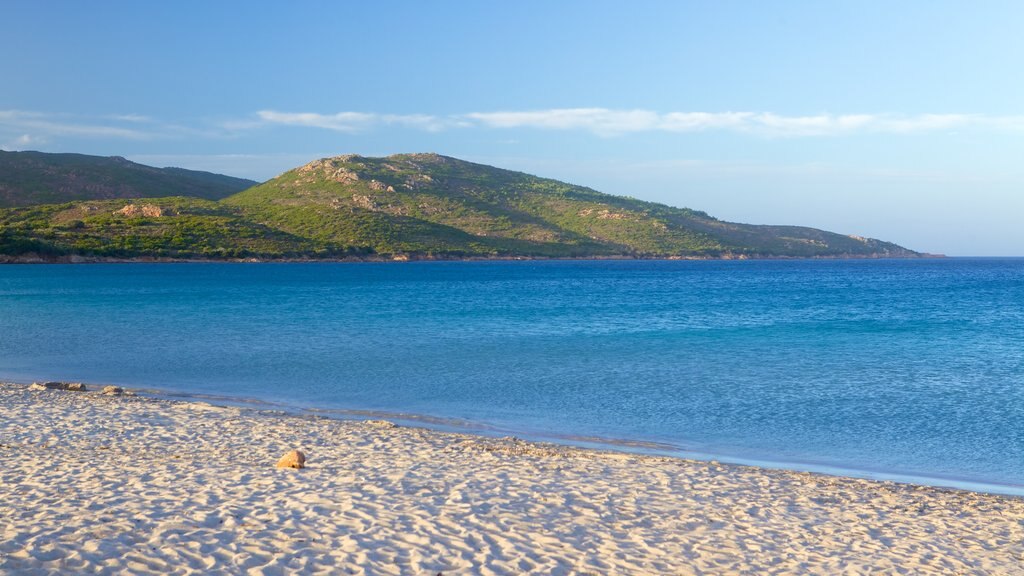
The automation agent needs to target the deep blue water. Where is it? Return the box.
[2,259,1023,492]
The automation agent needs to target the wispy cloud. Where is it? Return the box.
[255,110,449,132]
[2,132,48,150]
[0,110,241,149]
[0,110,154,141]
[5,108,1024,151]
[463,108,662,134]
[464,109,998,137]
[255,107,1024,137]
[106,113,155,123]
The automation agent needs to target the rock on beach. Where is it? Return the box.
[28,381,87,392]
[276,449,306,469]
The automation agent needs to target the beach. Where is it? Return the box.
[2,382,1022,575]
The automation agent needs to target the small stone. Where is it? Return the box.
[101,386,125,396]
[276,450,306,469]
[64,382,87,392]
[28,383,47,391]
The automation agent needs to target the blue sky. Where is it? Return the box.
[3,1,1023,255]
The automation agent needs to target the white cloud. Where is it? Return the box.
[15,133,42,146]
[1,132,47,150]
[107,113,154,123]
[256,110,448,132]
[463,108,660,135]
[4,108,1024,148]
[0,109,154,140]
[262,107,1004,137]
[463,108,1008,137]
[661,112,753,132]
[256,110,376,132]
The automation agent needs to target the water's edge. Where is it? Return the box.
[0,254,946,265]
[7,377,1022,498]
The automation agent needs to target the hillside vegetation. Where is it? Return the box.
[0,153,920,261]
[0,151,257,207]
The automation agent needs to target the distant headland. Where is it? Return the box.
[0,151,932,262]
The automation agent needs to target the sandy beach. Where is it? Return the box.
[2,382,1022,575]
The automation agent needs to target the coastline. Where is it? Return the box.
[0,252,945,264]
[110,384,1024,498]
[3,381,1022,574]
[5,376,1021,498]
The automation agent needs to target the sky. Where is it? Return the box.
[2,1,1023,256]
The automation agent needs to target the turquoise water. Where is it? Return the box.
[2,259,1023,491]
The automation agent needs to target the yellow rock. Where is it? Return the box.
[276,449,306,469]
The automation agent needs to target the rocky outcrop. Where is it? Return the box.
[101,386,125,396]
[367,180,395,192]
[114,204,165,218]
[296,157,361,184]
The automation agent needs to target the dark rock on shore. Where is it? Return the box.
[28,381,88,392]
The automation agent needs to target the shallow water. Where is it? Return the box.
[2,259,1022,490]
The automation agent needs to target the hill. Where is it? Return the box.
[0,153,922,261]
[222,153,918,258]
[0,150,257,207]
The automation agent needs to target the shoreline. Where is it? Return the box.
[6,377,1022,499]
[3,380,1023,574]
[0,252,945,264]
[131,385,1024,498]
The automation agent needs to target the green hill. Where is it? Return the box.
[0,153,922,261]
[222,153,918,258]
[0,150,257,207]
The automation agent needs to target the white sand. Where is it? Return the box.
[1,382,1023,575]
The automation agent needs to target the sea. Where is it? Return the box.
[1,259,1022,494]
